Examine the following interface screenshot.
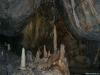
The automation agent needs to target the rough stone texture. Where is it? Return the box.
[0,0,34,36]
[61,0,100,41]
[96,0,100,14]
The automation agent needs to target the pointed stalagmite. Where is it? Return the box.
[1,51,3,56]
[7,44,11,51]
[60,44,65,60]
[27,51,33,62]
[59,44,70,75]
[43,45,47,57]
[53,25,57,53]
[35,49,41,62]
[20,48,26,70]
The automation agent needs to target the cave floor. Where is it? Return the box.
[0,48,100,75]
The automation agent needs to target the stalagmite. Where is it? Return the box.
[53,25,57,53]
[1,51,3,56]
[7,44,11,51]
[59,44,70,75]
[35,49,41,62]
[20,48,26,70]
[43,45,47,57]
[60,44,65,60]
[27,51,33,62]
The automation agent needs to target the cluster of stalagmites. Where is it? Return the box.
[12,26,70,75]
[12,45,70,75]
